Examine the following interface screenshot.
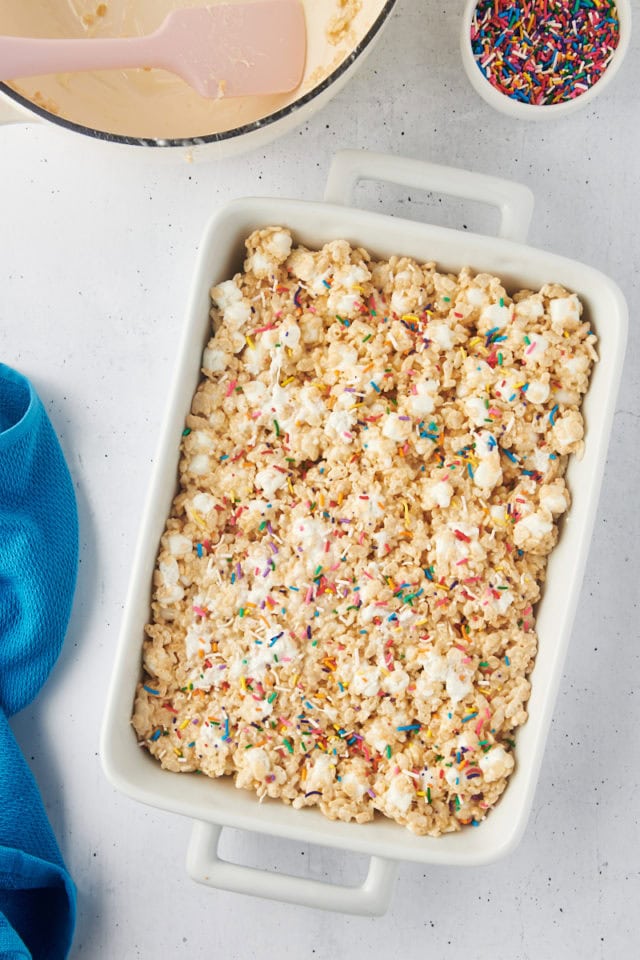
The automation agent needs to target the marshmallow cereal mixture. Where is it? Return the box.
[132,227,596,836]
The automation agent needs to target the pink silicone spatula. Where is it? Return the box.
[0,1,306,98]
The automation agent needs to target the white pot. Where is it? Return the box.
[0,0,398,160]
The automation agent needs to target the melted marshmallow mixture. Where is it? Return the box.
[3,0,378,140]
[132,228,596,836]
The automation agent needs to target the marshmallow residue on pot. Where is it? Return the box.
[3,0,386,140]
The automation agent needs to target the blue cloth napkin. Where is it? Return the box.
[0,364,78,960]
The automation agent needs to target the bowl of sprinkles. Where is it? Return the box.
[461,0,631,118]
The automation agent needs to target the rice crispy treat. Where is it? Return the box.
[132,227,597,837]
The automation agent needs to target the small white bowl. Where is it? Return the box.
[460,0,631,120]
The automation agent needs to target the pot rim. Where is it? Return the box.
[0,0,398,148]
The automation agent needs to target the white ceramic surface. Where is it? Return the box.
[460,0,632,120]
[100,150,627,916]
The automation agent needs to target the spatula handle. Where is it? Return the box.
[0,34,158,82]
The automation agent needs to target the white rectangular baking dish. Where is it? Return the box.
[101,151,627,916]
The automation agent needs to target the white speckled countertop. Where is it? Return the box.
[1,2,639,957]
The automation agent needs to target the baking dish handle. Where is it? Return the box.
[187,821,398,916]
[324,149,534,243]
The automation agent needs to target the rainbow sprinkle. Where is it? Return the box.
[137,227,598,839]
[470,0,620,106]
